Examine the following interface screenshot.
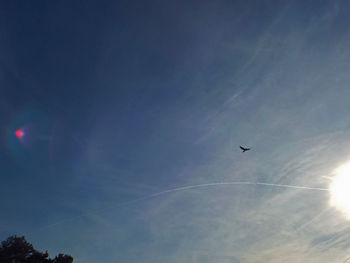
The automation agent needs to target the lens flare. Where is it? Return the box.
[330,162,350,218]
[15,129,24,139]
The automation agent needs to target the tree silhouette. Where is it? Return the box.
[52,254,74,263]
[0,235,73,263]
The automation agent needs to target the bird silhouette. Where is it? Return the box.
[239,146,250,153]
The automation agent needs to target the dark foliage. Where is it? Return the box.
[0,235,73,263]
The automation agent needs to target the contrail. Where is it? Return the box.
[255,182,329,191]
[150,182,253,197]
[27,181,329,235]
[150,181,329,197]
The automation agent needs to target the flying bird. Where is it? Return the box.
[240,146,250,152]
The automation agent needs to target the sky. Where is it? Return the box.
[1,0,350,262]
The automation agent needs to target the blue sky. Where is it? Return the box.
[2,0,350,262]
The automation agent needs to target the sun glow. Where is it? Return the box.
[330,162,350,218]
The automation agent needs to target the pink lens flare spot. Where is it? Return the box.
[15,129,25,139]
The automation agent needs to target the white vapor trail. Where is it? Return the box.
[255,182,329,191]
[150,181,329,197]
[27,181,329,235]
